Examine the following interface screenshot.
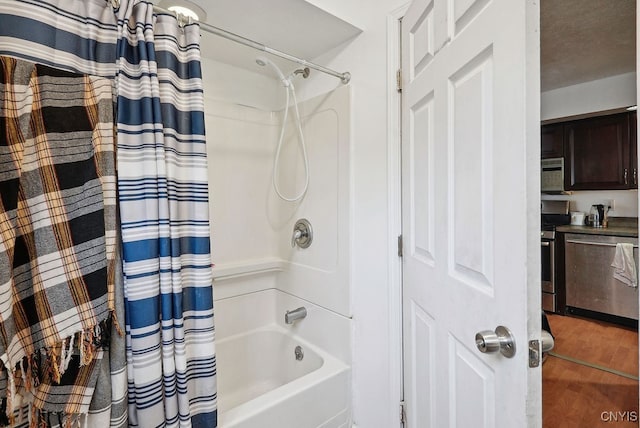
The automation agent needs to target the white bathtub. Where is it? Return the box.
[215,289,351,428]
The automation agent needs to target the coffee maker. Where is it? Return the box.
[588,204,607,227]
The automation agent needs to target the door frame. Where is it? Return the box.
[386,3,409,428]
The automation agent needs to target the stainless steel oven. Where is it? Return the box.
[541,200,570,313]
[541,230,556,311]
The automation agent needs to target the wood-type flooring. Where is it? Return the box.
[543,314,638,427]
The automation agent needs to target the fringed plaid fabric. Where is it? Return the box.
[0,1,128,426]
[0,0,127,428]
[0,56,117,425]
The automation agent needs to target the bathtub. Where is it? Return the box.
[215,288,351,428]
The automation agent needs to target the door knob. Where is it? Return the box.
[541,330,554,353]
[475,326,516,358]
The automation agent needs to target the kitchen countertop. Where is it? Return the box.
[556,224,638,237]
[556,217,638,237]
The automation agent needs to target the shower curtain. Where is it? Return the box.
[115,2,217,427]
[0,0,216,426]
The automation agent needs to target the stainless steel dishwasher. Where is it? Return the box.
[565,233,639,320]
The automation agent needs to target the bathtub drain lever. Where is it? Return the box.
[285,307,307,324]
[294,346,304,361]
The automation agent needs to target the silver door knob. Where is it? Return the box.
[541,330,554,353]
[475,326,516,358]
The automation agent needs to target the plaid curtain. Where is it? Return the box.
[0,1,125,426]
[0,54,117,427]
[115,3,216,427]
[0,0,217,426]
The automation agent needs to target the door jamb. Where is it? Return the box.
[387,3,409,427]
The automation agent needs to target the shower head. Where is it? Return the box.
[255,56,289,87]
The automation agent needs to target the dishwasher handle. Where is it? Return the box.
[565,239,638,248]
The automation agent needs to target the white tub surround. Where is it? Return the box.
[215,289,351,428]
[203,54,353,428]
[208,85,352,317]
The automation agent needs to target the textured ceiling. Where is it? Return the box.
[541,0,636,91]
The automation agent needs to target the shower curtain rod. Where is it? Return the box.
[152,5,351,84]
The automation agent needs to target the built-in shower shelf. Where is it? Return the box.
[213,258,287,280]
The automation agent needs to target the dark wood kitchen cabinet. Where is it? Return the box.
[541,123,564,159]
[563,112,636,190]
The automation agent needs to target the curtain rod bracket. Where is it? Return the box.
[175,12,191,28]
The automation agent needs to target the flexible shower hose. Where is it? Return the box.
[272,82,309,202]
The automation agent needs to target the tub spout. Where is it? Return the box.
[285,307,307,324]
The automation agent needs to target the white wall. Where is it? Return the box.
[291,1,407,427]
[541,72,636,122]
[541,72,639,218]
[542,190,639,217]
[205,100,281,266]
[201,57,281,111]
[274,87,352,316]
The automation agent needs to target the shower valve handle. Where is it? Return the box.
[291,219,313,248]
[291,229,303,247]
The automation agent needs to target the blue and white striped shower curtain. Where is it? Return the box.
[0,0,217,426]
[115,2,217,427]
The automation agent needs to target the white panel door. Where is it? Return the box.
[401,0,541,427]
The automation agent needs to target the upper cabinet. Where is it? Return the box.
[563,112,634,190]
[540,111,637,191]
[541,123,564,159]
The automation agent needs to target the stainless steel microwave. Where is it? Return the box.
[541,157,564,192]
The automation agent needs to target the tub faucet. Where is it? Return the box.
[285,307,307,324]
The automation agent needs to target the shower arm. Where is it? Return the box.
[152,5,351,84]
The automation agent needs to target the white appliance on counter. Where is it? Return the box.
[570,211,585,225]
